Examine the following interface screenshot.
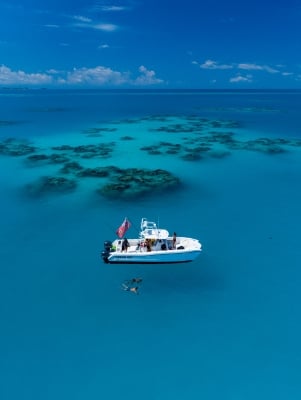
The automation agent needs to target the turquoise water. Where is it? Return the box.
[1,90,301,399]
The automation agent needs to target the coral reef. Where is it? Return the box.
[25,176,77,197]
[0,138,37,156]
[1,112,301,202]
[97,168,180,199]
[52,142,115,159]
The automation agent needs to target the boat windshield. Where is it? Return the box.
[141,218,157,230]
[140,218,169,239]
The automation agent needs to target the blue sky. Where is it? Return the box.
[1,0,301,88]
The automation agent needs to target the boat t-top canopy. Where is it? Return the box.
[140,218,169,240]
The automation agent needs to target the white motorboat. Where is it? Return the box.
[101,217,202,264]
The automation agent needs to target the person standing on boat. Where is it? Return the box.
[146,238,151,252]
[172,232,177,249]
[122,237,130,252]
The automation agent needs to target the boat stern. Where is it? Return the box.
[101,240,112,264]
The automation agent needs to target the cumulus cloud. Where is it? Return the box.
[134,66,164,85]
[44,24,59,28]
[193,58,285,79]
[94,23,118,32]
[198,59,233,70]
[100,5,127,11]
[230,74,253,83]
[238,63,279,73]
[71,15,119,32]
[73,15,92,23]
[46,69,61,74]
[73,21,118,31]
[90,2,128,12]
[0,64,164,87]
[98,43,110,49]
[0,65,53,85]
[63,66,129,85]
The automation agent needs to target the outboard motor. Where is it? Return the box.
[104,241,112,251]
[101,250,109,263]
[101,241,112,263]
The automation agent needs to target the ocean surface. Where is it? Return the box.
[0,89,301,400]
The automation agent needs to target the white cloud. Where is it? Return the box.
[194,59,284,77]
[94,23,118,32]
[63,66,129,85]
[98,43,110,49]
[73,15,92,23]
[238,63,262,71]
[70,14,119,32]
[0,65,52,85]
[46,69,61,74]
[44,24,59,28]
[0,64,164,87]
[199,59,233,70]
[90,2,128,12]
[73,21,119,32]
[238,63,279,73]
[262,65,279,73]
[100,6,127,11]
[230,74,253,83]
[134,66,164,85]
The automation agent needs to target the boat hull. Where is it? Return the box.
[104,249,201,264]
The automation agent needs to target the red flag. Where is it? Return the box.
[116,218,131,238]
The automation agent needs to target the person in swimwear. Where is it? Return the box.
[122,283,139,294]
[125,277,143,284]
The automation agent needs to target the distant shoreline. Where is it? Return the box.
[1,87,301,93]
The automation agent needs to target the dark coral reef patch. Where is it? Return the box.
[52,142,115,159]
[26,153,70,165]
[133,114,301,161]
[81,127,117,137]
[96,168,180,200]
[76,166,110,178]
[0,138,37,156]
[24,176,77,197]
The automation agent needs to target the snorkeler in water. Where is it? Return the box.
[122,283,139,294]
[125,277,143,284]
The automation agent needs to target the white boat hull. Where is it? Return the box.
[106,248,201,264]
